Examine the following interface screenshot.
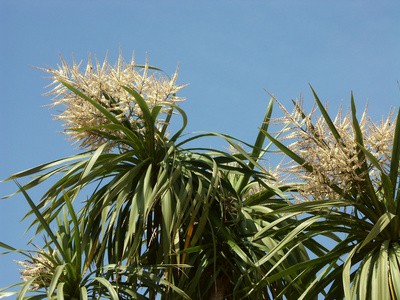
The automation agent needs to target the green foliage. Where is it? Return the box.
[1,70,312,299]
[262,88,400,299]
[2,55,398,299]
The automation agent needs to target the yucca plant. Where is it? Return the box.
[1,53,314,299]
[3,53,213,299]
[262,87,400,299]
[1,185,184,299]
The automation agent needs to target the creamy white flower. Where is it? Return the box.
[275,100,397,201]
[16,249,57,291]
[44,52,186,150]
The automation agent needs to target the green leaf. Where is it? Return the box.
[357,248,374,299]
[168,105,188,142]
[123,86,153,124]
[391,108,400,208]
[93,277,119,299]
[0,292,17,298]
[359,213,396,251]
[0,241,17,252]
[351,96,388,215]
[310,85,342,144]
[342,245,358,299]
[56,282,64,300]
[80,287,88,300]
[16,278,35,300]
[263,131,312,172]
[63,194,82,272]
[256,216,320,267]
[388,245,400,298]
[371,241,390,300]
[61,81,121,125]
[236,98,274,192]
[251,97,274,163]
[47,265,66,297]
[226,240,255,267]
[81,143,107,179]
[14,181,65,259]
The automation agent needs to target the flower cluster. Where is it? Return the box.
[44,53,185,150]
[276,100,396,200]
[16,250,57,291]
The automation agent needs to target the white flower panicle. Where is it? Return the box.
[277,100,396,200]
[44,53,186,149]
[16,250,57,291]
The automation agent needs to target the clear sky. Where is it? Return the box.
[1,0,399,290]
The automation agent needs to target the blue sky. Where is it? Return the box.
[1,0,399,290]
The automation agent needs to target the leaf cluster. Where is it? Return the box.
[1,82,313,299]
